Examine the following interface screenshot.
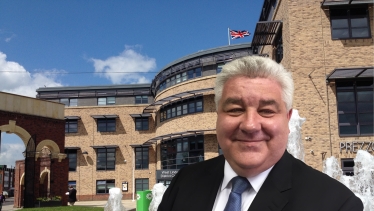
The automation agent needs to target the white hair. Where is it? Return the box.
[214,55,294,110]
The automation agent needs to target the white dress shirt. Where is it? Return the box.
[212,160,273,211]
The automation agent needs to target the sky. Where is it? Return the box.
[0,0,263,167]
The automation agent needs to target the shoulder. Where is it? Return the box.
[174,155,225,179]
[288,153,358,199]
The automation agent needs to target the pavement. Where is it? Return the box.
[1,197,137,211]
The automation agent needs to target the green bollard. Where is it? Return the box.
[136,190,152,211]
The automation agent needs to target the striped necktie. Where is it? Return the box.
[224,176,251,211]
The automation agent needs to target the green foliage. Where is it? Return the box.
[36,196,62,202]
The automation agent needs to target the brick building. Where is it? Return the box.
[36,0,373,201]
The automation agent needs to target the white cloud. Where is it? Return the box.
[5,34,16,42]
[0,52,63,97]
[0,133,25,167]
[90,45,156,84]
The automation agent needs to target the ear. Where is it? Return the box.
[287,109,293,121]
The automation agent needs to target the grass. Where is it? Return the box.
[19,206,103,211]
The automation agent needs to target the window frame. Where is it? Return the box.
[96,148,116,171]
[341,158,354,176]
[135,117,149,131]
[65,149,77,171]
[329,6,371,40]
[135,178,149,192]
[160,96,204,122]
[135,147,149,169]
[96,179,115,194]
[336,79,373,136]
[65,119,78,133]
[98,97,116,105]
[97,118,116,132]
[135,95,148,104]
[60,98,77,107]
[161,135,204,169]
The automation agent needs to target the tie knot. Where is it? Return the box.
[231,176,250,194]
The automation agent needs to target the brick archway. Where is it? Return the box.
[0,91,68,208]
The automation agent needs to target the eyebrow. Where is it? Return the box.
[221,97,243,108]
[259,99,280,110]
[221,98,280,110]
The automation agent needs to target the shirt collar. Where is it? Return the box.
[221,160,273,193]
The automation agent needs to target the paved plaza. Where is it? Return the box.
[1,197,137,211]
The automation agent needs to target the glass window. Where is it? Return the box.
[97,148,116,170]
[336,79,373,136]
[195,68,202,77]
[68,181,76,190]
[65,149,77,171]
[60,98,69,106]
[107,97,115,105]
[96,180,115,194]
[181,72,187,81]
[98,98,107,105]
[135,179,149,192]
[159,96,203,121]
[65,120,78,133]
[135,117,149,131]
[176,74,181,83]
[135,147,149,169]
[97,118,116,132]
[341,159,354,176]
[135,96,148,104]
[161,135,204,169]
[70,99,78,106]
[330,6,371,39]
[216,64,224,74]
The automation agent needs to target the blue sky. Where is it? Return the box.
[0,0,263,167]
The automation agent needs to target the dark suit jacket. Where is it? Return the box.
[158,151,363,211]
[68,188,77,202]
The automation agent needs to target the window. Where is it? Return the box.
[97,118,116,132]
[216,64,224,74]
[330,6,371,39]
[65,120,78,133]
[68,181,76,190]
[160,96,203,122]
[135,147,149,169]
[135,117,149,131]
[98,97,116,105]
[336,79,373,136]
[60,98,77,107]
[135,96,148,104]
[96,180,115,194]
[341,159,354,176]
[135,179,149,192]
[161,135,204,169]
[65,149,77,171]
[97,148,116,170]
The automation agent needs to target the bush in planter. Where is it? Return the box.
[36,196,62,207]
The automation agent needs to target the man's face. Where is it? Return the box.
[216,76,292,177]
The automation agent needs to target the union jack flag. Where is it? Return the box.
[230,30,250,39]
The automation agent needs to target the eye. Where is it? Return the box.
[259,109,276,117]
[226,108,244,116]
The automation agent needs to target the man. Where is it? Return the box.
[157,56,363,211]
[68,185,77,206]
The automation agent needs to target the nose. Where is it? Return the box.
[239,109,260,133]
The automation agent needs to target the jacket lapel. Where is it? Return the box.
[248,151,293,211]
[200,155,225,210]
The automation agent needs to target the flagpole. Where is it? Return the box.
[228,27,230,45]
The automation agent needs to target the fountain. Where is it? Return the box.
[104,187,126,211]
[287,109,306,161]
[323,151,374,211]
[149,183,167,211]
